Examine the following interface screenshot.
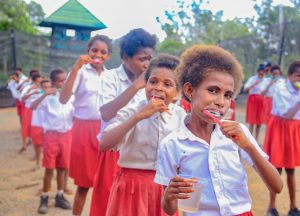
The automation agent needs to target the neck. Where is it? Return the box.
[123,64,135,82]
[186,113,214,144]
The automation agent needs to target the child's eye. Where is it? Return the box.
[164,81,174,88]
[149,79,157,84]
[225,92,233,99]
[101,50,108,55]
[208,87,218,94]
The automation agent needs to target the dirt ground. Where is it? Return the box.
[0,103,299,216]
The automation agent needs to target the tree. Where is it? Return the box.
[0,0,45,34]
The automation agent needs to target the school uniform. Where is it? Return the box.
[261,78,285,124]
[90,65,145,216]
[101,98,186,216]
[244,75,265,124]
[263,80,300,169]
[68,64,106,188]
[20,84,34,138]
[155,122,267,216]
[7,80,22,118]
[30,90,44,145]
[39,91,74,169]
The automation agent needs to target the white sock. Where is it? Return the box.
[41,192,48,198]
[57,190,64,195]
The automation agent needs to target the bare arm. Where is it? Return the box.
[100,72,145,122]
[59,55,92,104]
[221,121,283,194]
[30,88,56,110]
[243,80,261,93]
[22,89,39,102]
[100,98,169,151]
[282,100,300,119]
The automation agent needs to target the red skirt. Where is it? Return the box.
[31,126,44,145]
[90,151,120,216]
[21,107,32,138]
[69,118,101,187]
[237,212,254,216]
[181,98,191,113]
[105,168,169,216]
[263,116,300,168]
[246,94,264,125]
[262,97,272,124]
[16,99,23,118]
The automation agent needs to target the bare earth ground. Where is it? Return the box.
[0,102,299,216]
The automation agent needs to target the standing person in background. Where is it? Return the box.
[243,64,265,141]
[263,61,300,216]
[90,28,156,216]
[7,73,23,123]
[261,65,285,125]
[30,79,51,167]
[19,73,42,153]
[31,69,74,214]
[59,35,112,216]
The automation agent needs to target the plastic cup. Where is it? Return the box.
[177,174,204,213]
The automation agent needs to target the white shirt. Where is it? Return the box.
[71,64,106,120]
[271,80,300,119]
[7,80,20,99]
[244,75,265,95]
[99,64,146,131]
[154,122,268,216]
[30,91,44,127]
[262,77,285,97]
[40,92,74,133]
[20,84,34,108]
[100,99,186,170]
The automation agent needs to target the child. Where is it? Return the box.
[243,64,266,141]
[154,45,283,216]
[263,61,300,216]
[90,28,156,216]
[19,73,43,153]
[30,79,51,167]
[261,65,284,125]
[32,69,74,214]
[100,54,186,216]
[59,35,112,216]
[6,72,22,123]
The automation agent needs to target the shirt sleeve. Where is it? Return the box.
[154,137,179,186]
[239,124,269,166]
[243,76,255,89]
[70,68,82,94]
[99,70,118,107]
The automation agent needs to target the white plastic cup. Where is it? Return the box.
[177,174,204,213]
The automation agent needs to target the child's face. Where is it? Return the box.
[41,82,51,92]
[35,77,43,85]
[184,71,234,123]
[53,73,66,89]
[124,48,153,76]
[88,40,110,67]
[289,68,300,87]
[272,69,280,79]
[145,67,177,106]
[257,70,264,78]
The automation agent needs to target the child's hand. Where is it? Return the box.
[220,120,251,150]
[137,97,169,119]
[73,55,93,71]
[164,176,197,202]
[132,72,146,90]
[45,88,56,95]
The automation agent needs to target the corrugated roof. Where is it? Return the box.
[39,0,106,30]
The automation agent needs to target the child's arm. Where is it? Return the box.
[221,121,283,193]
[100,98,169,151]
[243,79,261,93]
[59,55,91,104]
[162,177,196,215]
[22,89,40,102]
[282,100,300,119]
[261,79,276,96]
[30,88,56,110]
[100,72,145,122]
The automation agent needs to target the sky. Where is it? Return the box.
[28,0,293,41]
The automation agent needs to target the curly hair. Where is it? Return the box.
[120,28,156,59]
[288,60,300,75]
[176,45,244,102]
[144,53,180,88]
[50,69,65,82]
[87,35,112,53]
[270,64,281,73]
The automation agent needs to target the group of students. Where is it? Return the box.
[5,27,299,216]
[244,61,300,216]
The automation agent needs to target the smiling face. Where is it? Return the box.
[183,71,234,124]
[52,72,67,89]
[123,47,153,77]
[88,40,110,68]
[145,67,178,106]
[289,67,300,89]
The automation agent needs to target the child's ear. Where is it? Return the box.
[182,82,193,102]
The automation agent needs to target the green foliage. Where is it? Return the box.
[0,0,45,34]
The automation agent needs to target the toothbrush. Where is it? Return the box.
[203,110,239,141]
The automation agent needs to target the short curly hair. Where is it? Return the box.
[177,45,244,102]
[288,60,300,75]
[87,35,112,53]
[120,28,156,59]
[144,53,180,88]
